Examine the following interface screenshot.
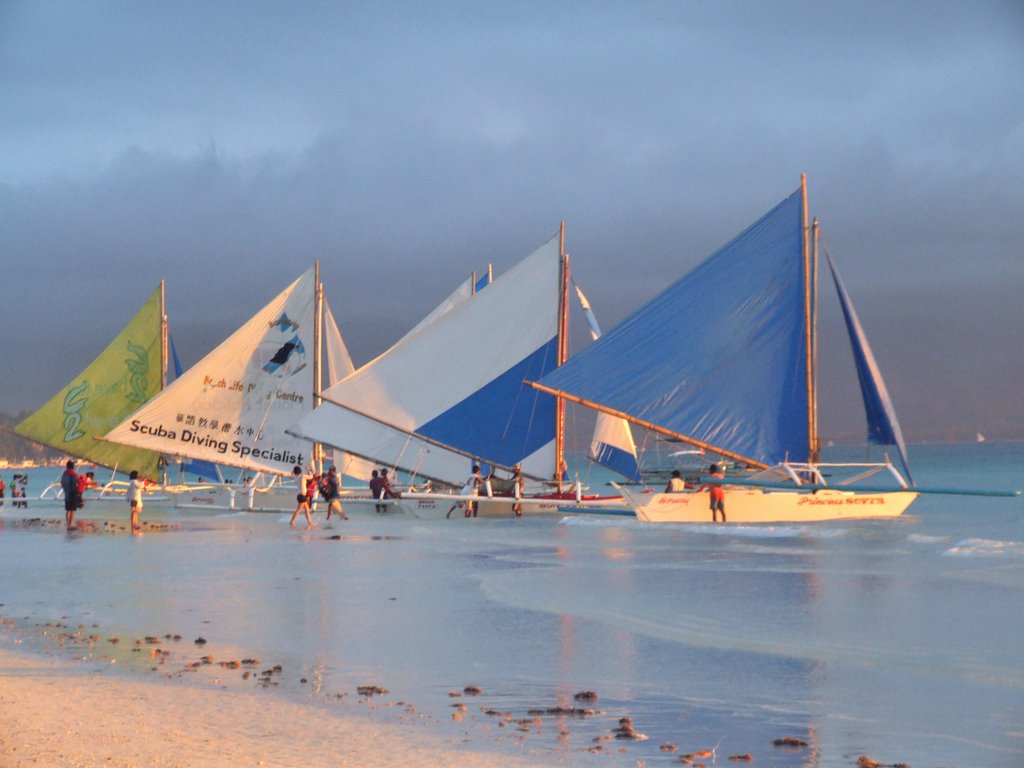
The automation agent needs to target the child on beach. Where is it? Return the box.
[126,470,143,533]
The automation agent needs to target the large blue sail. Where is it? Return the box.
[825,250,913,483]
[535,189,809,467]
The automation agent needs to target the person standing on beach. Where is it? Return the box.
[60,460,79,529]
[289,465,314,528]
[368,469,384,513]
[126,470,143,533]
[322,466,347,521]
[0,476,5,507]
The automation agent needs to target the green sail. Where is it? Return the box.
[15,286,165,480]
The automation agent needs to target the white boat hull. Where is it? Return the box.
[394,491,626,519]
[622,486,918,523]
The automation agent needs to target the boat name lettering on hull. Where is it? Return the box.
[797,496,886,506]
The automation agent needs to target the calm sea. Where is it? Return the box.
[1,441,1022,767]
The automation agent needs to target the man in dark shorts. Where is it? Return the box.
[60,460,80,530]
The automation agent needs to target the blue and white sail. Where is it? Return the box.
[288,237,562,484]
[534,182,913,480]
[573,283,641,481]
[536,190,809,468]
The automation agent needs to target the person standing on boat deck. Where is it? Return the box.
[369,469,384,513]
[60,460,80,529]
[126,469,143,533]
[0,476,5,507]
[323,466,347,521]
[702,463,726,522]
[289,465,314,528]
[665,470,685,493]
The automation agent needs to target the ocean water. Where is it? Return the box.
[1,441,1022,766]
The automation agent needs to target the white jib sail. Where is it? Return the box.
[105,269,320,475]
[574,284,639,479]
[288,236,561,485]
[322,296,375,481]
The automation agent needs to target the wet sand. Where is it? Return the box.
[0,646,551,767]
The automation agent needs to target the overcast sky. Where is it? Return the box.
[1,1,1022,444]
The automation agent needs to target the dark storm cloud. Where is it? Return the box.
[1,0,1022,440]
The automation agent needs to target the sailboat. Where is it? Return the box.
[15,285,172,504]
[103,264,363,512]
[531,176,921,523]
[287,227,632,518]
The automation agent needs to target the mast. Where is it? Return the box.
[811,217,821,462]
[556,222,569,492]
[801,174,816,462]
[160,280,168,391]
[313,260,323,473]
[160,279,168,484]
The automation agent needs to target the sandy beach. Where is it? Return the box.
[0,646,549,768]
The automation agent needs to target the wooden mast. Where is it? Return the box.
[160,279,169,484]
[811,217,821,462]
[800,173,816,462]
[313,260,323,474]
[556,222,569,492]
[159,280,168,391]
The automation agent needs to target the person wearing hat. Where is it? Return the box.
[665,469,685,493]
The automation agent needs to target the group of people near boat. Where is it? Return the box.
[446,463,525,518]
[288,464,357,528]
[0,474,30,509]
[664,464,727,522]
[58,460,144,532]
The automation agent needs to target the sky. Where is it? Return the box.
[1,0,1022,444]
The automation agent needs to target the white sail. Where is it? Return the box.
[573,283,640,480]
[322,296,375,480]
[288,237,562,485]
[105,270,319,475]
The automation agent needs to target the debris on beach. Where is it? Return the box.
[463,684,482,695]
[573,690,598,702]
[194,637,207,645]
[526,705,598,717]
[856,756,910,768]
[611,717,648,740]
[660,743,678,751]
[357,684,388,697]
[773,736,808,747]
[727,755,753,762]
